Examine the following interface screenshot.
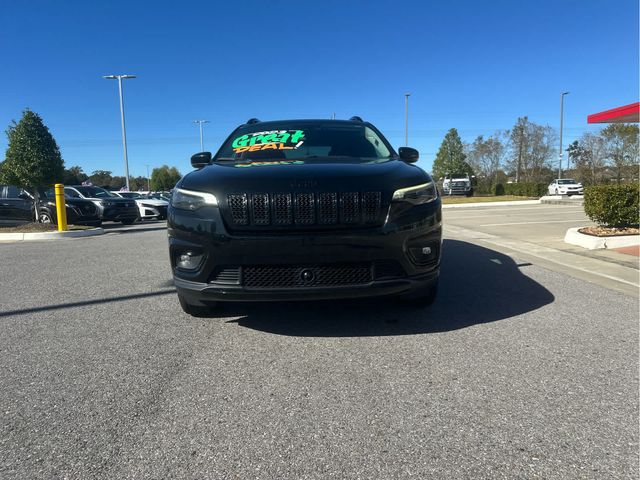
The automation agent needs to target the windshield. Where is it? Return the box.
[74,186,115,198]
[557,179,577,184]
[216,122,393,161]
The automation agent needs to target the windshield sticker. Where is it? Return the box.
[232,130,305,153]
[234,160,305,168]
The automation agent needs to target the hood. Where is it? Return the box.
[137,198,169,206]
[179,157,430,195]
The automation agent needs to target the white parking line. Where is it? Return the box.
[479,219,590,227]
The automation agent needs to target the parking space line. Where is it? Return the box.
[479,219,590,227]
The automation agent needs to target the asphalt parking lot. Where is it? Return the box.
[0,211,638,479]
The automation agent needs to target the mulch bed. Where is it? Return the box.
[579,226,640,237]
[0,223,92,233]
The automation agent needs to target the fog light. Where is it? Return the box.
[176,251,203,270]
[408,244,439,265]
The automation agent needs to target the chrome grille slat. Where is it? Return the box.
[272,193,293,225]
[228,194,249,225]
[340,192,360,224]
[294,193,315,225]
[251,194,270,225]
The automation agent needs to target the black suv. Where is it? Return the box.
[168,118,442,316]
[34,187,101,226]
[64,185,139,224]
[0,185,101,227]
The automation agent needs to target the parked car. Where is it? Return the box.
[34,187,102,226]
[442,172,474,196]
[0,185,34,226]
[168,117,442,316]
[64,186,139,224]
[548,178,584,196]
[111,192,169,220]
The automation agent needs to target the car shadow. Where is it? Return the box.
[215,239,555,337]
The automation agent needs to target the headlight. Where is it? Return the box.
[171,188,218,211]
[392,182,437,205]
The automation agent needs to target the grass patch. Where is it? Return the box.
[441,195,537,204]
[0,223,95,233]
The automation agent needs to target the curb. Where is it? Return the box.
[540,195,584,206]
[443,200,541,209]
[564,227,640,250]
[0,228,104,242]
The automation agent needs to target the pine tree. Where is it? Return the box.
[0,109,64,187]
[432,128,473,179]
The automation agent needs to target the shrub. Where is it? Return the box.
[494,183,505,196]
[584,184,639,228]
[503,182,547,197]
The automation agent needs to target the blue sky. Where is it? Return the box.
[1,0,638,177]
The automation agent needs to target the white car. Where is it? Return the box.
[548,179,584,196]
[112,192,169,220]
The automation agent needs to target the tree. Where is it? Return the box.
[465,132,507,192]
[601,124,639,183]
[89,170,113,188]
[432,128,473,180]
[63,165,88,185]
[150,165,182,191]
[0,109,64,188]
[567,133,607,185]
[507,117,556,182]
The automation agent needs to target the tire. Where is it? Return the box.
[121,218,136,225]
[39,211,53,224]
[398,280,439,307]
[554,188,558,195]
[178,293,216,317]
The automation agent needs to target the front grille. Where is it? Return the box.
[243,263,372,289]
[209,267,241,285]
[226,191,383,229]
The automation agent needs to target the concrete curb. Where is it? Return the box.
[443,200,541,209]
[0,228,104,242]
[564,227,640,250]
[540,195,583,205]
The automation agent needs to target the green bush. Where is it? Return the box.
[503,182,547,197]
[584,184,639,228]
[494,183,505,196]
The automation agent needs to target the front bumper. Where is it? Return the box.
[168,200,442,303]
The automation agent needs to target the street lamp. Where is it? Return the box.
[558,91,570,180]
[145,164,151,191]
[103,74,136,191]
[193,120,210,152]
[404,93,411,146]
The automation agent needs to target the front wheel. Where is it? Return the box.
[178,293,216,317]
[39,211,53,224]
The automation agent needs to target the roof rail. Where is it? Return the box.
[349,116,363,122]
[245,118,261,124]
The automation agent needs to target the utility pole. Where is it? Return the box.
[404,93,411,146]
[145,164,151,191]
[103,75,136,191]
[558,91,570,179]
[516,122,524,183]
[193,120,210,152]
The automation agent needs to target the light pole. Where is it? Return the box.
[558,91,570,179]
[145,164,151,191]
[404,93,411,146]
[193,120,210,152]
[104,74,136,191]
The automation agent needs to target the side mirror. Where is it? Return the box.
[398,147,419,163]
[191,152,212,169]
